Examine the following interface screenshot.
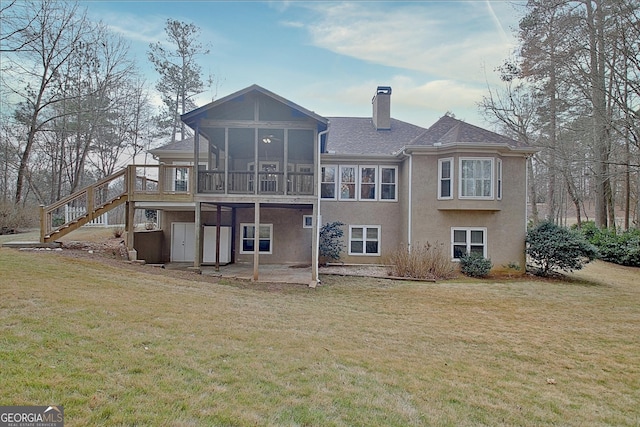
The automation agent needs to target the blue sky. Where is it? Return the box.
[87,1,524,128]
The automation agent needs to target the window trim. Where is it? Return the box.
[338,165,357,201]
[239,223,273,254]
[496,158,502,200]
[438,158,454,200]
[302,215,313,229]
[451,227,487,260]
[320,165,337,200]
[380,166,398,202]
[359,165,377,201]
[459,157,494,200]
[348,225,381,256]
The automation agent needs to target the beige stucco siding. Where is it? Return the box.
[320,200,404,264]
[410,152,528,271]
[234,207,313,264]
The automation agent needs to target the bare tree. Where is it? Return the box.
[2,0,90,204]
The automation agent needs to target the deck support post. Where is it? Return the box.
[311,201,319,287]
[216,204,222,271]
[253,201,260,281]
[194,201,203,269]
[126,201,137,261]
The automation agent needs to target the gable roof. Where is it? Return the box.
[148,136,209,157]
[181,84,328,128]
[411,115,526,148]
[324,117,427,155]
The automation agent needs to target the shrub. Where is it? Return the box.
[112,226,125,238]
[384,242,457,280]
[319,221,344,265]
[460,252,492,278]
[0,203,39,232]
[527,220,598,276]
[574,222,640,267]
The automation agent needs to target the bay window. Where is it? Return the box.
[459,158,493,199]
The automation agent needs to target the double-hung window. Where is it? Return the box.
[360,166,376,200]
[240,223,273,254]
[339,166,356,200]
[321,165,337,199]
[438,158,453,199]
[459,158,494,199]
[380,166,397,201]
[349,225,381,256]
[451,227,487,259]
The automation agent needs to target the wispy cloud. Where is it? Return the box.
[298,2,516,84]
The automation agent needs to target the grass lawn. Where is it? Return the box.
[1,236,639,426]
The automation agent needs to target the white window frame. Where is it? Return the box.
[459,157,494,200]
[380,166,398,201]
[451,227,487,260]
[240,223,273,254]
[359,165,377,201]
[320,165,337,200]
[348,225,381,256]
[438,158,454,200]
[496,158,502,200]
[302,215,313,228]
[339,165,357,201]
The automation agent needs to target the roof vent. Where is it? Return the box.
[372,86,391,130]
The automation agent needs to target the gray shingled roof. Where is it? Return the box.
[324,117,427,155]
[149,136,209,155]
[411,115,523,147]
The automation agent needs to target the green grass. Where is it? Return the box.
[1,247,639,426]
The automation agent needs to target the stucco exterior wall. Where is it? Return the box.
[410,152,528,272]
[320,200,404,264]
[234,206,313,264]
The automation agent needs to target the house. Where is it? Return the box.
[40,84,536,285]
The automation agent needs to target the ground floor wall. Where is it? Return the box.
[320,201,404,264]
[157,206,313,265]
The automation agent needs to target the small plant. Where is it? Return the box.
[112,226,125,238]
[527,220,598,276]
[384,242,457,280]
[319,221,344,265]
[460,252,492,278]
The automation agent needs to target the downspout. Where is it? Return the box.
[315,128,330,277]
[401,149,413,252]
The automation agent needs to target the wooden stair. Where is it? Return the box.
[40,169,129,243]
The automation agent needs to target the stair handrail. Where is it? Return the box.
[40,168,128,241]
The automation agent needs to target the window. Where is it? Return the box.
[321,166,337,199]
[349,225,381,256]
[460,158,493,199]
[303,215,313,228]
[496,159,502,200]
[174,167,188,192]
[380,166,397,201]
[360,166,376,200]
[451,228,487,260]
[438,158,453,199]
[240,223,273,254]
[339,166,356,200]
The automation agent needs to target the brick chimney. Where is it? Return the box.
[372,86,392,130]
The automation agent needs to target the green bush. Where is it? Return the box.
[527,220,598,276]
[575,221,640,267]
[459,252,492,278]
[319,221,344,265]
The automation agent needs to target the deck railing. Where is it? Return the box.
[198,170,314,195]
[40,169,127,241]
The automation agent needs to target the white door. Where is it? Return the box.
[171,222,195,262]
[203,226,231,264]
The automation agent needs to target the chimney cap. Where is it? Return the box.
[376,86,392,95]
